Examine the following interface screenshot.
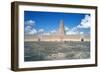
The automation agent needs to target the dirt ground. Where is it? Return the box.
[24,41,90,61]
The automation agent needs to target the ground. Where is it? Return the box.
[24,41,90,61]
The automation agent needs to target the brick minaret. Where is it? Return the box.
[58,20,65,36]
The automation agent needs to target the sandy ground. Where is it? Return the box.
[24,41,90,61]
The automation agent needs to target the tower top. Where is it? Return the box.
[58,20,65,36]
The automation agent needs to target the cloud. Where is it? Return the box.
[42,32,50,35]
[80,32,84,35]
[38,29,44,33]
[25,27,37,35]
[38,30,56,35]
[50,30,56,34]
[77,15,91,28]
[25,15,90,35]
[28,29,37,34]
[65,26,69,31]
[24,20,37,35]
[66,28,86,35]
[25,20,35,26]
[65,26,84,35]
[66,28,80,35]
[65,26,78,35]
[66,31,79,35]
[65,15,90,35]
[25,26,32,32]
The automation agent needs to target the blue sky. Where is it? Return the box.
[24,11,90,35]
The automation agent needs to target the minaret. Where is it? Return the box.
[58,20,65,36]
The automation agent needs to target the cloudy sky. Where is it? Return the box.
[24,11,90,35]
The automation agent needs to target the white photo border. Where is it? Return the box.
[18,5,96,68]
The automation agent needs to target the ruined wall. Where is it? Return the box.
[24,35,90,42]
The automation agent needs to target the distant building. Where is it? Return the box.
[24,20,90,42]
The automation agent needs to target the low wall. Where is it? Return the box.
[24,35,90,42]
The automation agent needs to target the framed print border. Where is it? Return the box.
[11,1,98,71]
